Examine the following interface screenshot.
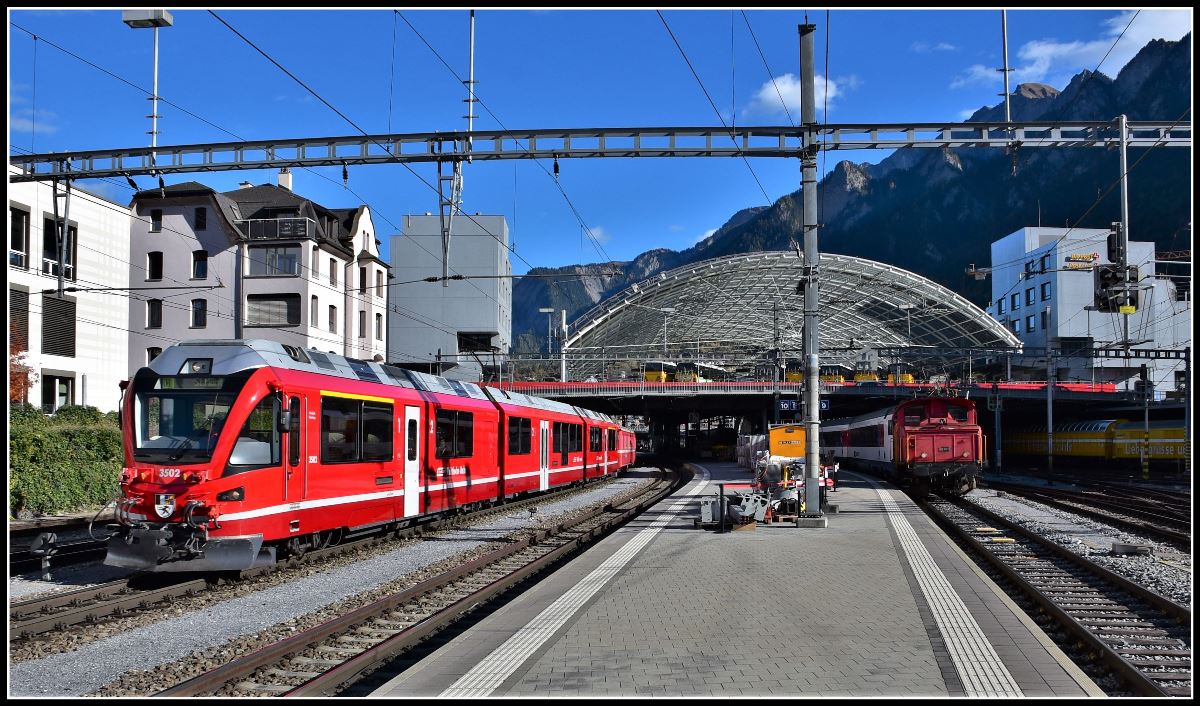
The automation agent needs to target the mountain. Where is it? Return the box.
[511,34,1192,351]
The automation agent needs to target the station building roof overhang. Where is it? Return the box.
[563,251,1021,375]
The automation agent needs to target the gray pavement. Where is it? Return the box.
[373,462,1104,698]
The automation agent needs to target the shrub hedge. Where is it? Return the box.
[9,403,123,518]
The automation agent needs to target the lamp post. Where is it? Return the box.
[539,307,555,355]
[122,10,173,173]
[898,303,915,338]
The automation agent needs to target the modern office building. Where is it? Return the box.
[126,169,389,376]
[986,226,1190,394]
[388,214,512,381]
[9,165,132,412]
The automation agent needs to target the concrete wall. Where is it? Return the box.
[388,214,511,378]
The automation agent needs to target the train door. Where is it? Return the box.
[403,405,421,517]
[539,420,550,491]
[284,395,305,501]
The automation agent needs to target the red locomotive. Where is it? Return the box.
[106,340,637,572]
[821,397,984,495]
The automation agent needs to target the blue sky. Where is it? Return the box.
[8,8,1192,273]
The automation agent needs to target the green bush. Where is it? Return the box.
[10,404,123,517]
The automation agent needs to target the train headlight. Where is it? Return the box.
[182,358,212,375]
[920,453,928,459]
[217,487,245,502]
[961,452,969,458]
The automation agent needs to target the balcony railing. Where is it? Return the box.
[235,217,316,241]
[10,249,27,268]
[41,257,74,279]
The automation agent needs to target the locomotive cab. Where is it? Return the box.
[106,361,284,572]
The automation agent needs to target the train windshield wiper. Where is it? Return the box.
[168,437,194,462]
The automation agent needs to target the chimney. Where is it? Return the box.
[278,167,292,191]
[239,181,253,189]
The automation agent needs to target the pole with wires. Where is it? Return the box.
[799,22,823,521]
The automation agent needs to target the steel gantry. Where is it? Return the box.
[8,121,1190,182]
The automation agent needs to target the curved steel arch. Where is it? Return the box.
[564,250,1019,376]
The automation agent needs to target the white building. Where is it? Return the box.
[388,214,512,381]
[987,226,1190,394]
[9,166,131,412]
[126,170,389,375]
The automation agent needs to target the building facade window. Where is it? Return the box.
[10,206,30,268]
[41,217,77,280]
[1011,319,1020,333]
[375,270,384,297]
[10,288,29,352]
[246,293,301,327]
[329,258,337,287]
[310,295,318,326]
[147,251,163,280]
[147,299,163,329]
[1040,310,1049,331]
[1040,253,1052,272]
[359,266,367,294]
[1025,288,1035,306]
[1010,293,1020,311]
[150,209,162,232]
[1041,281,1051,301]
[358,310,366,338]
[248,245,300,276]
[192,250,208,279]
[375,312,383,340]
[997,298,1006,314]
[328,305,337,333]
[311,246,319,279]
[147,347,162,363]
[1026,315,1036,332]
[191,298,207,328]
[41,295,76,357]
[194,207,207,230]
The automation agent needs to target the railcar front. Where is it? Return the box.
[892,398,983,495]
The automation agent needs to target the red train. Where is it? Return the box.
[106,340,637,572]
[820,397,984,496]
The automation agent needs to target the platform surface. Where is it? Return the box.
[371,463,1104,698]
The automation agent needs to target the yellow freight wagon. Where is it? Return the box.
[769,423,807,459]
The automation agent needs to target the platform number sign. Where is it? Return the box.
[779,399,830,412]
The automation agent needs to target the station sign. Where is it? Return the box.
[778,399,830,412]
[1064,252,1100,270]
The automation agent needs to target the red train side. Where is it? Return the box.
[106,340,637,572]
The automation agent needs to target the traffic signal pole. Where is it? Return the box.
[799,23,823,519]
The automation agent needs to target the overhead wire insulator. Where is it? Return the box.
[553,153,560,180]
[158,175,166,198]
[342,161,349,187]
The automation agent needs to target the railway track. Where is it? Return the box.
[157,468,680,697]
[984,482,1191,549]
[10,472,636,643]
[920,494,1192,697]
[10,538,109,576]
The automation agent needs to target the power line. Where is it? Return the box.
[656,10,773,205]
[740,10,795,127]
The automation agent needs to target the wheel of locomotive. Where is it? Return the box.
[909,478,932,499]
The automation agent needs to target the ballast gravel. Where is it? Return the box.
[967,488,1192,607]
[9,471,657,697]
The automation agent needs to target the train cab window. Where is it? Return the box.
[287,397,300,466]
[407,419,418,461]
[589,427,603,452]
[946,404,969,422]
[903,406,925,426]
[436,410,474,458]
[227,394,282,474]
[361,401,394,461]
[508,417,532,455]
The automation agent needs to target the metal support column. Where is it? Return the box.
[991,385,1003,473]
[799,22,822,517]
[560,309,568,382]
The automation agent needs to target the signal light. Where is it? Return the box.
[1107,221,1124,264]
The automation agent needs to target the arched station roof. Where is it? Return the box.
[563,251,1020,377]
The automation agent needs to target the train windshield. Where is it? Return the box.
[130,370,253,464]
[946,404,969,422]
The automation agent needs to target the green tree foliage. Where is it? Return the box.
[9,403,122,518]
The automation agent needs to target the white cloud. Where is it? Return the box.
[9,108,58,134]
[742,72,844,119]
[912,41,958,53]
[694,228,717,244]
[950,9,1191,89]
[587,226,610,245]
[957,107,979,121]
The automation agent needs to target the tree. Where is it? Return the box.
[9,321,37,403]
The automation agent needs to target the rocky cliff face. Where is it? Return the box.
[510,33,1191,348]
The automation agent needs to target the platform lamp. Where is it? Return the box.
[539,307,556,355]
[122,10,173,173]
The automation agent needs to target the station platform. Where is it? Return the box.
[370,462,1105,698]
